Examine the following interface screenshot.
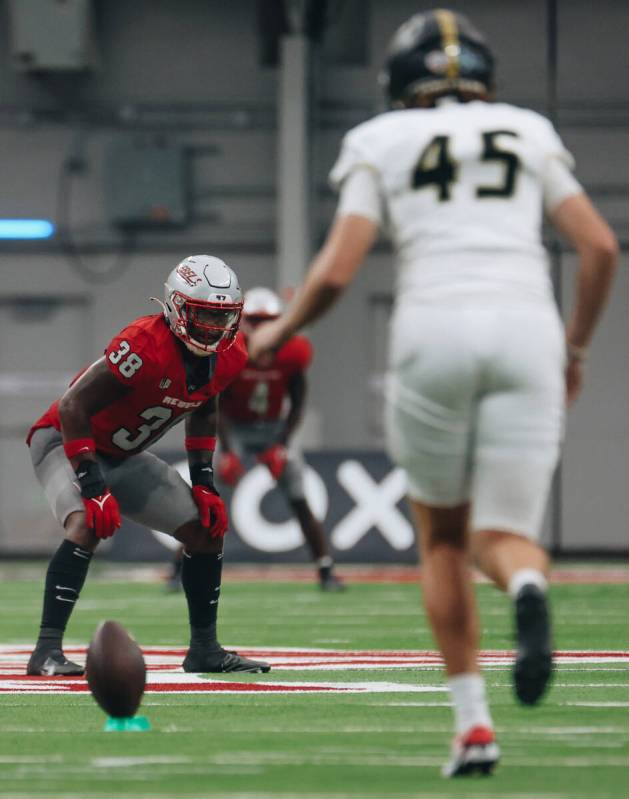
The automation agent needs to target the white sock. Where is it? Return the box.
[448,673,493,736]
[507,568,548,600]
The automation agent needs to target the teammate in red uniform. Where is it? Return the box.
[25,255,270,676]
[217,287,344,590]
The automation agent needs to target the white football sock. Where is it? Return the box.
[507,568,548,600]
[448,672,493,736]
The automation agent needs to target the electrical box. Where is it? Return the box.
[8,0,96,72]
[104,136,189,230]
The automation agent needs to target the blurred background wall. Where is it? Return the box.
[0,0,627,556]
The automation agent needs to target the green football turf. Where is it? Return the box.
[0,567,628,797]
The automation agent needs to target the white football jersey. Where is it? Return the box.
[330,100,581,305]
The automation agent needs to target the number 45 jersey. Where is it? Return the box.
[220,336,312,424]
[27,314,248,457]
[330,100,581,305]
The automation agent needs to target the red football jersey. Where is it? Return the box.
[221,335,312,423]
[27,314,248,457]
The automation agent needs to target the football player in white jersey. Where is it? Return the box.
[250,8,617,777]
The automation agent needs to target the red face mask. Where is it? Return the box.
[173,294,242,354]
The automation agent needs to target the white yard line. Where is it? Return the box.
[2,645,629,696]
[563,701,629,708]
[0,795,577,799]
[0,756,64,763]
[91,756,192,768]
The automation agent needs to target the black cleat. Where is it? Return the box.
[182,646,271,674]
[165,557,183,593]
[319,571,346,592]
[26,647,84,676]
[442,726,500,778]
[514,584,553,705]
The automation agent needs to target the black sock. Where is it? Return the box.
[171,555,183,581]
[181,550,223,648]
[318,555,334,580]
[36,539,93,650]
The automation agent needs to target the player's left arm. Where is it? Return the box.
[248,214,378,360]
[185,396,227,537]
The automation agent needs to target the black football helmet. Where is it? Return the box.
[381,9,495,108]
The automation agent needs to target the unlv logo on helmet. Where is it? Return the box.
[163,255,244,355]
[176,265,202,287]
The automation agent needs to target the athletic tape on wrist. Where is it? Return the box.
[185,436,217,451]
[75,459,107,499]
[63,438,97,459]
[190,462,217,490]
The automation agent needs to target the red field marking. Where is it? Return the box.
[0,678,346,695]
[1,645,629,694]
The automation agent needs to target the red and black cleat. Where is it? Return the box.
[442,725,500,778]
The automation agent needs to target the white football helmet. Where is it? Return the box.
[161,255,243,355]
[243,287,283,319]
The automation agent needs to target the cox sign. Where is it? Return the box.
[148,451,415,563]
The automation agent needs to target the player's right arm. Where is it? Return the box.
[249,128,381,362]
[58,357,133,462]
[548,193,618,404]
[58,358,131,538]
[249,215,378,360]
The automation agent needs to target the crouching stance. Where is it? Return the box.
[26,255,270,676]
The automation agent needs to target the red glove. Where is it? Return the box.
[82,492,121,539]
[192,485,228,538]
[218,452,245,486]
[257,444,288,480]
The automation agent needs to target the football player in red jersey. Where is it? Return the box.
[192,287,343,590]
[25,255,270,676]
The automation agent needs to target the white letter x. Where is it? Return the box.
[331,461,414,550]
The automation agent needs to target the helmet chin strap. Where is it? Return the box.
[150,296,168,315]
[184,339,214,358]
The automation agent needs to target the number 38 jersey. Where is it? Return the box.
[220,336,312,424]
[330,100,581,305]
[27,314,248,457]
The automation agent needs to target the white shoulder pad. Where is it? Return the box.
[525,109,575,170]
[329,114,393,191]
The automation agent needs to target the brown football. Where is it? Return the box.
[85,620,146,718]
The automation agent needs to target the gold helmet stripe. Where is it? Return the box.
[435,9,460,79]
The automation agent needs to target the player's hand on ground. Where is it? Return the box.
[192,485,228,538]
[565,358,584,406]
[248,318,290,363]
[218,452,245,486]
[82,492,121,539]
[257,444,288,480]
